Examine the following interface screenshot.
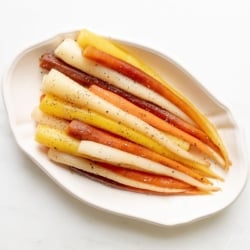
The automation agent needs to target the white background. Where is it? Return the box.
[0,0,250,249]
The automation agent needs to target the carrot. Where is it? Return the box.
[31,107,69,130]
[99,163,197,190]
[77,140,220,192]
[40,53,95,88]
[48,149,191,195]
[83,45,231,168]
[89,84,224,167]
[35,124,80,156]
[75,167,203,195]
[40,52,212,147]
[68,120,214,183]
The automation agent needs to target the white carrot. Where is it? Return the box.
[31,107,69,130]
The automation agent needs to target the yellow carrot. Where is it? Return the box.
[77,29,143,69]
[35,124,80,155]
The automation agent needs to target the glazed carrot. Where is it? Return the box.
[77,29,144,70]
[68,120,214,183]
[89,84,224,166]
[100,163,196,190]
[73,167,202,195]
[35,124,80,156]
[48,149,190,195]
[40,52,212,147]
[40,53,95,88]
[77,140,220,192]
[124,94,219,152]
[83,46,230,168]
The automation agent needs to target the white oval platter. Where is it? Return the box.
[2,31,248,226]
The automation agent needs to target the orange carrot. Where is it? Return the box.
[75,166,199,195]
[68,120,213,183]
[89,84,224,166]
[84,46,230,168]
[100,163,199,190]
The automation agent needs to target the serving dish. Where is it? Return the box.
[2,30,248,226]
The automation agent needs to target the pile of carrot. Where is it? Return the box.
[32,29,231,195]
